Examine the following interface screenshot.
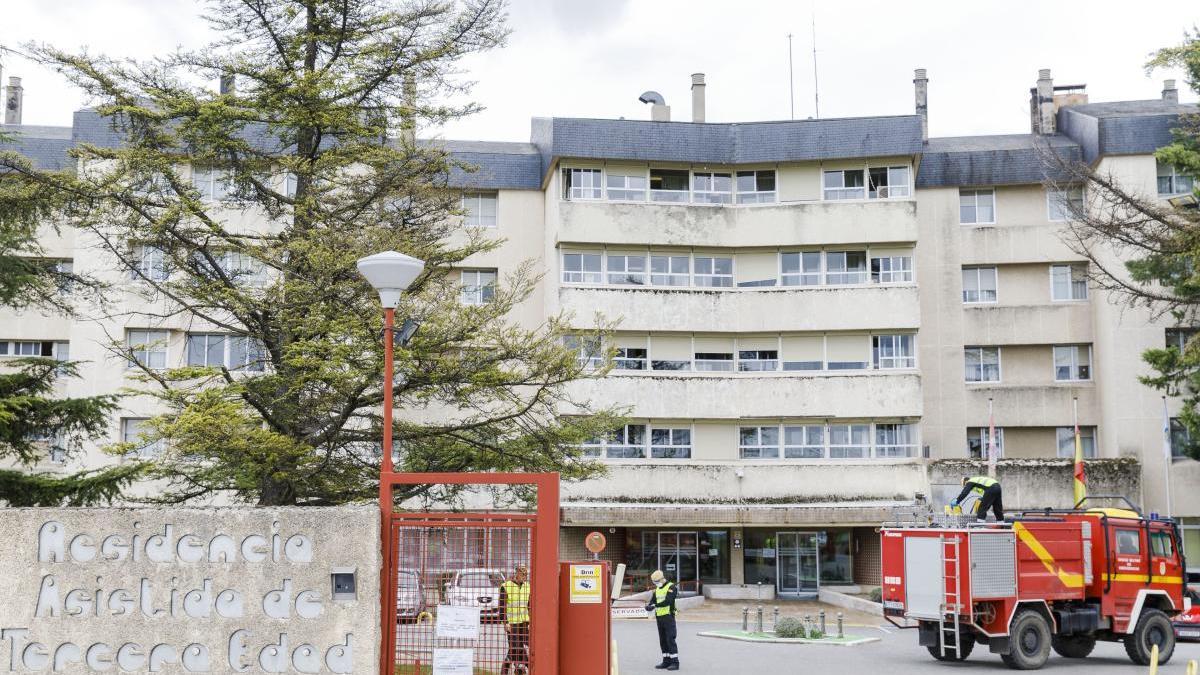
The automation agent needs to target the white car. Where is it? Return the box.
[396,570,428,622]
[444,568,506,620]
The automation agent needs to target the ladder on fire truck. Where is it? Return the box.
[938,534,962,658]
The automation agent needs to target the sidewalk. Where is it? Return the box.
[647,598,882,626]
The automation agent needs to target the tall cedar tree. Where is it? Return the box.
[3,0,618,506]
[1049,30,1200,458]
[0,130,137,505]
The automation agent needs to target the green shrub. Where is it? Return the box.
[869,587,882,603]
[774,617,806,638]
[808,627,825,639]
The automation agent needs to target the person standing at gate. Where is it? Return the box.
[499,564,531,675]
[952,475,1004,522]
[645,569,679,670]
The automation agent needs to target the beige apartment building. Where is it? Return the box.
[1,68,1198,597]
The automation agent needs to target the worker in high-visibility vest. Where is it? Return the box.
[952,475,1004,522]
[644,569,679,670]
[499,564,531,675]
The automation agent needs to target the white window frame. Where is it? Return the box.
[1047,185,1085,222]
[191,165,232,201]
[0,340,56,358]
[1050,263,1088,301]
[735,170,777,204]
[828,423,871,459]
[692,172,733,204]
[606,171,648,201]
[965,346,1001,383]
[564,334,604,370]
[824,251,869,285]
[739,426,780,459]
[783,425,825,459]
[563,168,603,200]
[962,266,998,304]
[1053,344,1092,382]
[649,254,691,287]
[649,168,691,203]
[781,251,823,287]
[131,244,169,282]
[693,350,734,372]
[822,168,866,200]
[606,253,648,286]
[1157,160,1195,197]
[121,417,164,458]
[873,334,916,370]
[737,348,779,372]
[650,427,692,459]
[959,188,996,225]
[1056,426,1097,459]
[561,251,603,285]
[459,269,497,306]
[462,192,498,229]
[867,166,911,199]
[874,423,918,458]
[127,330,169,370]
[870,255,913,284]
[1167,328,1199,352]
[614,346,648,371]
[968,427,1005,459]
[604,424,647,459]
[693,256,735,288]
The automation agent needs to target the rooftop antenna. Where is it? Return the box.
[811,12,820,118]
[787,33,795,120]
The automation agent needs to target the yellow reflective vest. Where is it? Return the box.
[502,581,530,624]
[653,581,676,617]
[967,475,998,495]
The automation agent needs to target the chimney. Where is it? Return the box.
[691,73,706,123]
[913,68,929,141]
[1030,69,1055,135]
[639,91,671,122]
[4,76,23,125]
[1163,79,1179,104]
[219,73,235,96]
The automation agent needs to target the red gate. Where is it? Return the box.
[381,473,559,675]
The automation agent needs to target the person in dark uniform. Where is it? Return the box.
[645,569,679,670]
[499,565,530,675]
[952,475,1004,521]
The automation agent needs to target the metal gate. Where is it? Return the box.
[381,473,559,675]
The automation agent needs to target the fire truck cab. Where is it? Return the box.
[881,498,1187,669]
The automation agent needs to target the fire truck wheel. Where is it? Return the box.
[1050,635,1095,659]
[1000,609,1051,670]
[1124,608,1175,666]
[925,634,974,662]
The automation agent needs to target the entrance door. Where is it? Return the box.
[658,531,699,593]
[776,532,819,596]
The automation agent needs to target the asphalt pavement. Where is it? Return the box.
[613,619,1200,674]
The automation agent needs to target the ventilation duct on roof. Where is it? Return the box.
[639,91,670,122]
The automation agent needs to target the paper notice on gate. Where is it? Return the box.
[436,605,481,639]
[432,648,474,675]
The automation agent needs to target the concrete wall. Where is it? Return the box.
[928,458,1141,511]
[0,506,380,674]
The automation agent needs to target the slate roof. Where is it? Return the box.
[916,134,1082,188]
[432,140,542,190]
[1058,100,1198,163]
[0,125,75,171]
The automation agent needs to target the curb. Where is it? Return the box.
[696,631,881,647]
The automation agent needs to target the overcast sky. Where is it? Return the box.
[2,0,1198,141]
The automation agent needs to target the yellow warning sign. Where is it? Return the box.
[569,563,603,604]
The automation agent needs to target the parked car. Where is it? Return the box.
[444,568,506,620]
[396,570,429,623]
[1176,585,1200,642]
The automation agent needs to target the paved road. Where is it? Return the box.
[613,620,1200,674]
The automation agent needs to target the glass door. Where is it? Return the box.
[776,531,820,596]
[658,531,700,594]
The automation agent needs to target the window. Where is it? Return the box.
[462,192,498,228]
[228,336,267,372]
[736,170,776,204]
[1170,418,1191,459]
[783,425,825,459]
[960,189,996,224]
[1158,160,1194,197]
[606,424,646,459]
[1053,345,1092,381]
[868,166,910,199]
[191,166,232,200]
[122,417,164,458]
[564,335,603,369]
[1151,530,1176,558]
[694,352,734,372]
[692,172,733,204]
[739,426,780,459]
[825,251,868,285]
[694,256,734,287]
[781,252,822,286]
[606,254,647,286]
[828,424,870,458]
[1047,186,1084,221]
[614,347,647,371]
[738,350,778,372]
[875,423,918,458]
[284,172,298,198]
[1050,264,1087,301]
[0,341,54,357]
[1056,426,1097,459]
[217,251,268,285]
[649,169,690,203]
[650,255,690,286]
[823,169,865,200]
[873,335,915,369]
[650,428,691,458]
[968,427,1004,459]
[1115,528,1141,555]
[826,335,869,370]
[606,172,647,201]
[871,255,913,283]
[563,168,602,200]
[127,330,168,370]
[965,347,1001,383]
[562,252,602,284]
[460,269,497,305]
[187,333,226,367]
[54,260,75,294]
[131,245,169,281]
[186,333,265,371]
[962,267,998,303]
[1167,328,1199,352]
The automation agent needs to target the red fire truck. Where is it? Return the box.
[881,497,1189,669]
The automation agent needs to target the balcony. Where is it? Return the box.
[963,303,1092,345]
[557,199,917,248]
[566,371,922,419]
[559,285,920,333]
[959,224,1077,265]
[963,383,1098,426]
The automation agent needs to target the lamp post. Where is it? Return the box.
[356,250,423,675]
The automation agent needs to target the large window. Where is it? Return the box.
[1056,426,1097,459]
[1050,264,1087,301]
[650,428,692,459]
[127,330,168,370]
[462,192,498,228]
[131,245,169,281]
[739,426,780,459]
[694,256,734,287]
[650,255,690,286]
[614,347,647,371]
[586,424,646,459]
[962,267,998,303]
[823,169,865,200]
[781,252,822,286]
[1053,345,1092,381]
[1047,186,1084,221]
[783,425,825,458]
[121,417,164,458]
[562,252,603,284]
[968,427,1004,459]
[871,255,913,283]
[960,189,996,224]
[965,346,1001,383]
[606,254,647,285]
[459,269,496,305]
[737,349,779,372]
[0,340,56,358]
[736,170,776,204]
[694,351,734,372]
[825,251,868,285]
[563,168,602,200]
[736,422,919,460]
[606,172,647,201]
[873,335,915,369]
[1167,328,1199,352]
[649,169,690,203]
[188,333,267,372]
[1158,160,1194,197]
[692,172,733,204]
[191,166,232,200]
[875,423,918,458]
[1170,418,1191,459]
[564,335,603,369]
[868,166,911,199]
[828,424,870,458]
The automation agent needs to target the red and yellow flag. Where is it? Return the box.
[1072,421,1087,506]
